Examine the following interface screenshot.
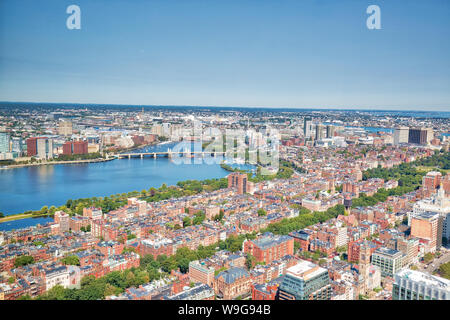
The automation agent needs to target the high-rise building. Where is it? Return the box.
[303,117,313,138]
[415,185,450,240]
[278,260,332,300]
[442,174,450,196]
[393,269,450,300]
[27,137,53,159]
[371,247,404,278]
[189,260,215,287]
[326,125,335,138]
[422,171,442,193]
[62,141,88,155]
[228,172,248,194]
[425,128,434,144]
[410,211,443,252]
[0,132,10,153]
[26,137,38,156]
[151,124,163,136]
[315,124,325,141]
[54,211,70,233]
[37,137,53,159]
[393,127,409,145]
[58,120,73,136]
[11,137,23,154]
[408,128,428,145]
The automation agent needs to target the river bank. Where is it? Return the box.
[0,213,49,224]
[0,151,235,229]
[0,140,167,170]
[0,157,114,170]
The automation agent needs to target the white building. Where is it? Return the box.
[411,186,450,238]
[393,127,409,145]
[393,269,450,300]
[36,137,53,159]
[44,266,71,291]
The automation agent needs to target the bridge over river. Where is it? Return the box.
[115,150,227,159]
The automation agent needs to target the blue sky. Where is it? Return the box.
[0,0,449,110]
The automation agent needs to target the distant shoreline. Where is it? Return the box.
[0,157,114,170]
[0,213,50,224]
[0,140,168,170]
[0,140,177,224]
[1,101,450,114]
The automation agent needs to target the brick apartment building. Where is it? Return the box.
[189,260,215,287]
[243,232,294,265]
[62,141,88,155]
[228,173,248,195]
[214,267,252,300]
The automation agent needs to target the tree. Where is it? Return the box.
[192,211,206,225]
[245,254,256,270]
[62,255,80,266]
[14,255,35,267]
[43,285,67,300]
[157,254,168,265]
[182,216,192,227]
[104,283,120,297]
[39,206,48,215]
[257,208,267,216]
[127,233,136,240]
[140,254,155,268]
[0,212,4,218]
[178,257,190,273]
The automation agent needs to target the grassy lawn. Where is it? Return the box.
[0,213,35,223]
[415,166,450,174]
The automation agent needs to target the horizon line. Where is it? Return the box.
[0,100,449,113]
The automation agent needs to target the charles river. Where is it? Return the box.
[0,142,253,231]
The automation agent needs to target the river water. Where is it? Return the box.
[0,142,253,231]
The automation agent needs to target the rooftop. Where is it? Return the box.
[396,269,450,290]
[286,259,327,281]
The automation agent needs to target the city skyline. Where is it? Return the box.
[1,0,450,111]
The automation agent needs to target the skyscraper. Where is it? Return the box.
[11,137,23,154]
[303,117,313,138]
[0,132,10,153]
[410,211,443,252]
[408,128,428,145]
[228,172,248,194]
[326,125,335,138]
[393,126,409,145]
[315,124,325,141]
[412,185,450,240]
[58,120,73,136]
[27,137,53,159]
[278,260,332,300]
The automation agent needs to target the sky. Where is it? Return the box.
[0,0,449,111]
